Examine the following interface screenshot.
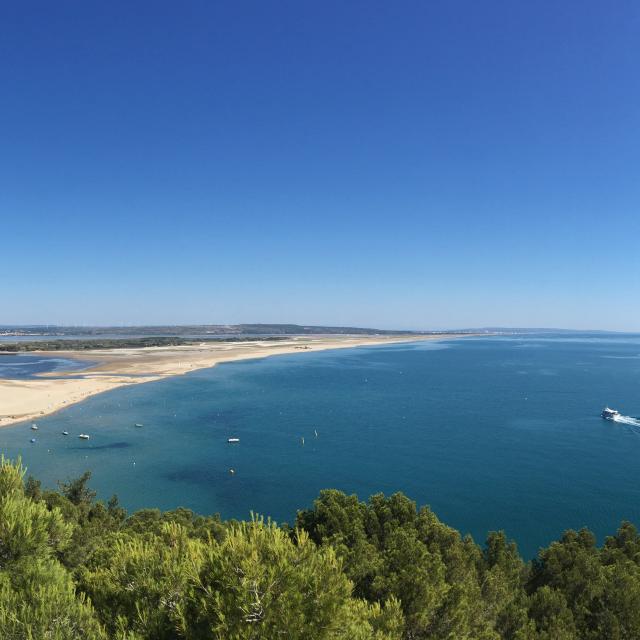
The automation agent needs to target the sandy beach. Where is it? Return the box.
[0,334,469,428]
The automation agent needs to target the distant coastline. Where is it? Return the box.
[0,335,292,352]
[0,322,476,340]
[0,333,477,428]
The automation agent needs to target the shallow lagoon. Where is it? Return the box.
[0,354,92,379]
[2,334,640,558]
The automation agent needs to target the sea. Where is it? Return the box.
[1,332,640,558]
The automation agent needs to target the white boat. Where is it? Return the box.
[62,431,69,436]
[134,423,144,427]
[601,407,620,420]
[78,434,90,440]
[31,424,38,431]
[227,437,240,443]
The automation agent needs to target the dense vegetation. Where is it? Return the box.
[2,457,639,639]
[0,323,425,340]
[0,336,291,352]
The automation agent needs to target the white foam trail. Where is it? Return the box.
[613,414,640,427]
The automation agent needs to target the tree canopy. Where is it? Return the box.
[1,458,640,639]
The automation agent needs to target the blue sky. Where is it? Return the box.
[1,2,638,330]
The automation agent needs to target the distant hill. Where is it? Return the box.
[0,323,470,338]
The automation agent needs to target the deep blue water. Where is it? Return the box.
[2,333,640,558]
[0,354,92,379]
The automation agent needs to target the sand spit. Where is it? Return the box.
[0,334,471,427]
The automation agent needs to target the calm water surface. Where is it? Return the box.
[0,354,92,379]
[2,333,640,557]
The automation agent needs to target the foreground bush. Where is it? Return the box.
[1,457,640,639]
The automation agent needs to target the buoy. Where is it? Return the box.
[229,468,235,475]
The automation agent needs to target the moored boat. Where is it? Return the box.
[227,437,240,443]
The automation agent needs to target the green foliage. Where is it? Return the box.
[59,471,97,506]
[0,457,105,639]
[1,457,640,639]
[123,506,226,543]
[0,560,106,640]
[184,518,402,639]
[2,334,294,353]
[79,522,202,638]
[297,490,502,638]
[0,458,72,565]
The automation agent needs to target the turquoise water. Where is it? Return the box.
[2,334,640,557]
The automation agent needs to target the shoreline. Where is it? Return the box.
[0,333,474,428]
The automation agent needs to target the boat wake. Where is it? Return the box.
[612,414,640,428]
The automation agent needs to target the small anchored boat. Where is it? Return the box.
[227,437,240,443]
[78,434,90,440]
[31,424,38,431]
[134,423,144,428]
[62,431,69,436]
[30,438,36,443]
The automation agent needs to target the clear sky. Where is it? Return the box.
[1,2,638,330]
